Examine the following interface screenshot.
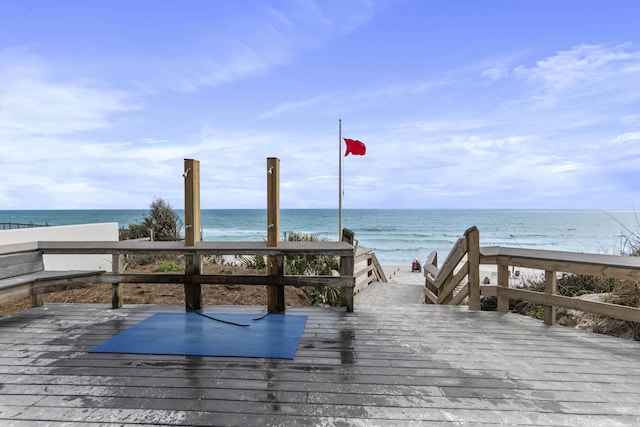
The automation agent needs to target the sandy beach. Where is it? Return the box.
[382,265,425,285]
[381,263,546,287]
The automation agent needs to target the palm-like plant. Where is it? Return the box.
[240,231,341,307]
[282,231,339,275]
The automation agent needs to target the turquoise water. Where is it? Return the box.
[1,209,638,265]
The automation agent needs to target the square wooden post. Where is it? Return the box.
[466,226,481,310]
[184,158,202,311]
[497,264,510,312]
[340,228,355,312]
[31,290,44,307]
[111,254,123,308]
[425,252,437,304]
[267,157,285,313]
[544,270,557,325]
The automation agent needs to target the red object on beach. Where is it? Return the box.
[344,138,366,156]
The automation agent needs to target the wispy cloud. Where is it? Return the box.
[258,93,337,119]
[258,77,455,119]
[131,0,381,94]
[0,49,138,138]
[515,44,638,88]
[513,44,640,106]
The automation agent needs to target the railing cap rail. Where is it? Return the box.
[480,245,640,269]
[36,240,355,256]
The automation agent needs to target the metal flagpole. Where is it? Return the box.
[338,119,342,241]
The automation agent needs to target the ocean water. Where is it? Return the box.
[1,209,638,265]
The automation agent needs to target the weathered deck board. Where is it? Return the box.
[1,281,639,426]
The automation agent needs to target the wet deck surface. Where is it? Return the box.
[1,281,639,426]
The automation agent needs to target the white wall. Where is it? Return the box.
[0,223,118,271]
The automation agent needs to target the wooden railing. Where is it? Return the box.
[36,236,357,312]
[354,247,387,293]
[480,246,640,324]
[424,227,640,324]
[1,228,398,314]
[423,226,480,309]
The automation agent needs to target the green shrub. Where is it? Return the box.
[240,255,267,270]
[240,231,342,307]
[120,197,183,241]
[154,261,184,272]
[281,231,341,307]
[282,231,339,275]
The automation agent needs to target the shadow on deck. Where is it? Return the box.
[1,281,639,426]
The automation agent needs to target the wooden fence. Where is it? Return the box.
[36,234,358,312]
[2,229,397,315]
[424,227,640,324]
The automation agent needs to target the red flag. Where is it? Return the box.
[344,138,366,156]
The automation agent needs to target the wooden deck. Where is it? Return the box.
[1,281,640,426]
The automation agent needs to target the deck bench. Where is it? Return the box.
[0,250,104,307]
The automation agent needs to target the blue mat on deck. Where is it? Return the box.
[90,312,308,359]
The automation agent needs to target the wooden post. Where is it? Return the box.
[425,252,437,304]
[267,157,284,313]
[32,290,43,307]
[544,270,557,325]
[340,228,355,312]
[184,159,202,311]
[466,226,481,310]
[111,254,123,308]
[497,264,509,312]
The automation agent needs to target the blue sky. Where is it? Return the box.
[1,0,639,210]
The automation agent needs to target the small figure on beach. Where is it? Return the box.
[411,259,422,273]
